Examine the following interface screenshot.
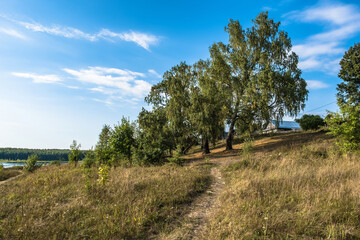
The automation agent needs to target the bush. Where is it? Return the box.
[326,43,360,152]
[24,154,38,172]
[325,104,360,152]
[82,149,96,168]
[296,114,325,130]
[110,117,136,165]
[168,145,185,165]
[49,160,61,166]
[69,140,81,165]
[132,134,166,165]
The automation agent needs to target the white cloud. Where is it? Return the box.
[310,23,360,42]
[12,72,62,84]
[64,66,152,99]
[289,4,360,25]
[0,28,26,39]
[98,29,159,50]
[148,69,162,78]
[66,85,80,89]
[306,80,330,89]
[292,42,344,58]
[286,2,360,75]
[298,58,322,70]
[3,17,160,50]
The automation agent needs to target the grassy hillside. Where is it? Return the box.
[204,132,360,239]
[0,164,211,239]
[1,131,360,239]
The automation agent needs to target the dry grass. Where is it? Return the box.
[0,164,211,239]
[0,168,22,182]
[203,133,360,239]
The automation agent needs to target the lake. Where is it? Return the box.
[0,162,62,168]
[1,162,26,168]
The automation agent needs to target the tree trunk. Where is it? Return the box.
[226,119,236,150]
[203,138,210,154]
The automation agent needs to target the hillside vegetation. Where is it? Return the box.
[0,164,211,239]
[204,132,360,239]
[1,131,360,239]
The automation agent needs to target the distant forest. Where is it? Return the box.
[0,148,86,161]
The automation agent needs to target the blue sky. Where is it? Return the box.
[0,0,359,149]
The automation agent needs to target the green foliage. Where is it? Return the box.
[0,148,71,161]
[97,165,110,186]
[68,140,81,165]
[146,62,198,153]
[327,43,360,152]
[0,163,3,175]
[82,149,96,168]
[326,104,360,152]
[296,114,325,130]
[95,124,112,165]
[168,145,185,165]
[49,160,61,166]
[24,154,38,172]
[137,107,175,155]
[210,12,308,149]
[337,43,360,106]
[191,59,226,153]
[110,117,136,165]
[132,137,166,165]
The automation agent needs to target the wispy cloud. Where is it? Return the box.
[286,2,360,74]
[3,17,159,50]
[12,72,62,84]
[306,80,330,89]
[64,66,152,100]
[148,69,162,78]
[0,28,26,39]
[288,3,360,25]
[11,66,153,106]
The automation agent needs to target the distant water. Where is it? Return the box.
[1,162,26,168]
[0,162,58,168]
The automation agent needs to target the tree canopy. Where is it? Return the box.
[210,12,308,149]
[326,43,360,152]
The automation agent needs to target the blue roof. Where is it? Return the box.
[270,120,301,130]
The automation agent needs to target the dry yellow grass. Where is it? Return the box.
[203,132,360,239]
[0,164,211,239]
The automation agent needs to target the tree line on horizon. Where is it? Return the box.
[0,147,84,161]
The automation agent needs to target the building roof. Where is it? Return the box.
[270,120,301,130]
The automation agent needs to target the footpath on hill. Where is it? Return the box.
[158,145,242,240]
[158,131,327,240]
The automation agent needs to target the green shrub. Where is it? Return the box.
[296,114,325,130]
[97,165,110,186]
[168,145,184,165]
[68,140,81,165]
[24,154,38,172]
[326,104,360,152]
[82,149,96,168]
[110,117,136,165]
[49,160,61,166]
[132,134,166,165]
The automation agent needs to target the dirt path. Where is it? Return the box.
[160,153,239,240]
[0,171,24,186]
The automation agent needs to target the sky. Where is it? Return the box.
[0,0,359,149]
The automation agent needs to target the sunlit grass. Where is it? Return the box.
[0,163,211,239]
[204,135,360,239]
